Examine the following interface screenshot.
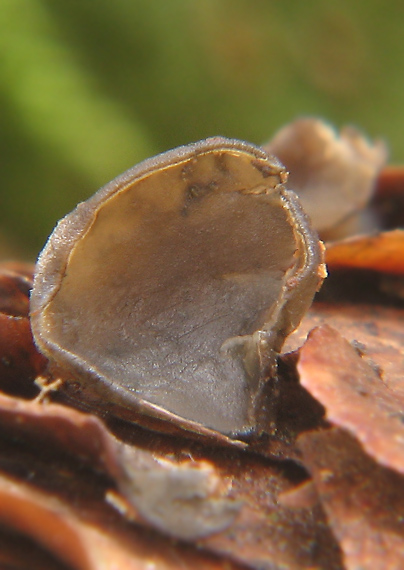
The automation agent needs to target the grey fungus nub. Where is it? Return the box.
[30,137,325,443]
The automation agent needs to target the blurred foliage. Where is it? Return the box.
[1,0,404,258]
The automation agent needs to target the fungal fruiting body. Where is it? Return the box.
[30,138,325,441]
[264,118,387,240]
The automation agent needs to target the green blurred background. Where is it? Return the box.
[1,0,403,259]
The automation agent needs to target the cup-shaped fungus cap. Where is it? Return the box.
[30,138,325,440]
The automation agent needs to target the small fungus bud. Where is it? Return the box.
[30,137,324,440]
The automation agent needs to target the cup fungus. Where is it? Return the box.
[264,118,387,240]
[30,137,325,441]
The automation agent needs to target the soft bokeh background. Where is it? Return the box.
[1,0,403,259]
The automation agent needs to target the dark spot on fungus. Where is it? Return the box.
[30,137,325,441]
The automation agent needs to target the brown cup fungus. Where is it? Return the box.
[30,138,325,440]
[264,118,387,240]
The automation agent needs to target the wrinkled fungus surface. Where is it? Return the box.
[30,137,324,437]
